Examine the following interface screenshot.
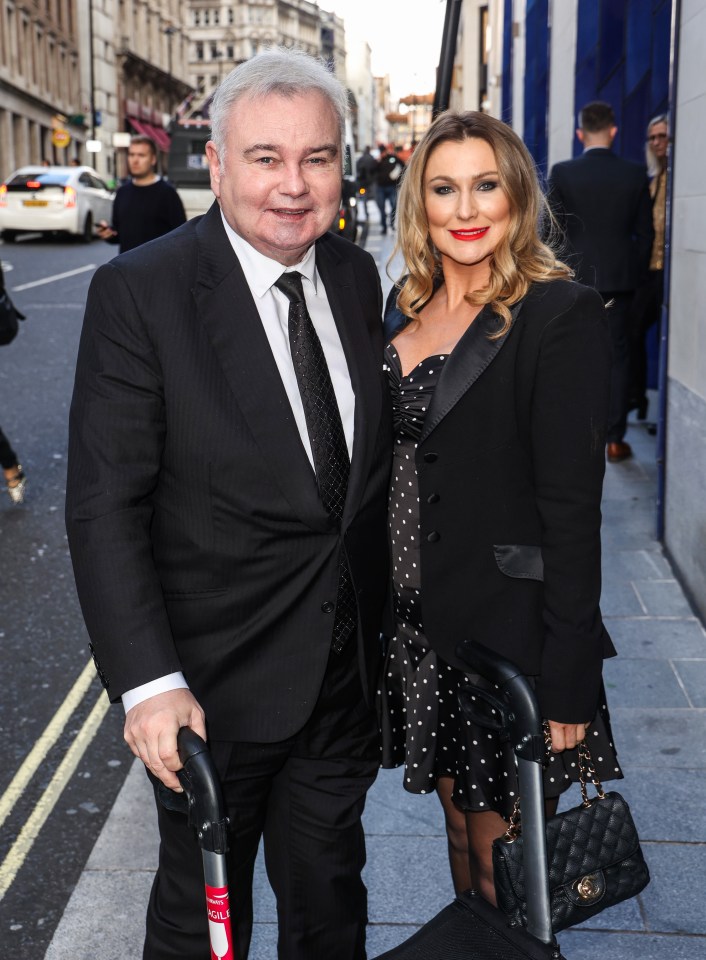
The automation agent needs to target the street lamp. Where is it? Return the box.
[164,25,178,115]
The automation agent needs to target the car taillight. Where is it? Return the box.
[339,215,346,231]
[0,184,6,207]
[26,180,41,189]
[64,185,77,208]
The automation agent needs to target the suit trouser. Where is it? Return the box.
[602,291,633,443]
[143,638,380,960]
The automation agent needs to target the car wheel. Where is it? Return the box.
[80,213,93,244]
[2,230,17,243]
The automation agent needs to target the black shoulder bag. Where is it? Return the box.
[493,736,650,933]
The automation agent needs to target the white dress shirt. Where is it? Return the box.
[121,214,356,713]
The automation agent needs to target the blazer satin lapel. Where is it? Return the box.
[193,206,327,529]
[316,239,382,526]
[421,300,524,443]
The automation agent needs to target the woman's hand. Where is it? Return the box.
[546,719,587,753]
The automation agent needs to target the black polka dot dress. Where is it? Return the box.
[378,342,623,819]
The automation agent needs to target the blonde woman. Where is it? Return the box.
[379,111,622,904]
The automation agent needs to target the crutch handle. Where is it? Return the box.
[176,727,229,855]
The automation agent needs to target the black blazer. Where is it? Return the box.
[66,202,392,742]
[548,148,654,293]
[411,280,616,722]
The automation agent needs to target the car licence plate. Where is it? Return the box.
[23,199,48,207]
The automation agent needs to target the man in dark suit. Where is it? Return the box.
[548,101,654,462]
[66,49,391,960]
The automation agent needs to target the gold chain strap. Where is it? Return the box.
[501,723,606,839]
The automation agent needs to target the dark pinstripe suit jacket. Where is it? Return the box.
[66,202,392,742]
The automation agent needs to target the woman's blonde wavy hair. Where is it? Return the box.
[393,111,570,337]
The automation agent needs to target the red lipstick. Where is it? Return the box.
[449,227,490,241]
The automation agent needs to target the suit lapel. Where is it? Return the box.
[316,237,382,525]
[421,300,523,443]
[193,205,328,529]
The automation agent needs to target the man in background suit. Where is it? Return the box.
[66,49,391,960]
[548,101,654,463]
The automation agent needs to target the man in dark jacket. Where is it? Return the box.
[375,143,405,235]
[97,135,186,252]
[549,102,654,462]
[66,50,390,960]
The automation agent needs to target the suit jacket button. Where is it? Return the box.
[427,493,440,503]
[423,452,438,463]
[321,601,335,614]
[427,531,441,543]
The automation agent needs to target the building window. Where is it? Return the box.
[196,42,204,60]
[213,9,219,24]
[193,10,200,25]
[210,42,218,59]
[203,9,209,25]
[227,7,234,24]
[226,44,234,59]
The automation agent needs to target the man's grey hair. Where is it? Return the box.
[209,47,349,166]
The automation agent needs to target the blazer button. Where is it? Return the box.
[427,493,440,504]
[423,452,438,463]
[321,601,335,614]
[427,531,441,543]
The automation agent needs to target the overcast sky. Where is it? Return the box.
[327,0,447,99]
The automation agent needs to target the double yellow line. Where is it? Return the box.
[0,660,110,901]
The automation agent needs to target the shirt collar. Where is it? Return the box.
[220,211,318,299]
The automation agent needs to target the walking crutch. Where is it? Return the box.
[177,727,236,960]
[373,640,566,959]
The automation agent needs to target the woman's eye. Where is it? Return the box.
[478,180,498,192]
[433,185,453,195]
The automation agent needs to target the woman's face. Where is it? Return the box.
[423,137,511,275]
[647,120,669,162]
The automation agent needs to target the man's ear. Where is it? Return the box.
[609,126,618,143]
[205,141,221,198]
[576,129,585,144]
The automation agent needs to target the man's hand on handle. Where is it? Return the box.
[124,689,207,792]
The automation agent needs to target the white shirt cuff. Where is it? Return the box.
[121,672,189,714]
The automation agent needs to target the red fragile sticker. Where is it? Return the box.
[205,884,235,960]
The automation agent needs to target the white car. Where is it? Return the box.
[0,165,114,243]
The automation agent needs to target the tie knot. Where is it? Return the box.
[274,271,306,304]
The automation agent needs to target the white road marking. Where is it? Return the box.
[11,264,96,292]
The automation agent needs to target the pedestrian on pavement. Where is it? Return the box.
[0,263,27,505]
[66,48,391,960]
[356,144,379,216]
[379,110,622,904]
[548,101,654,463]
[375,143,405,234]
[0,426,26,504]
[628,113,670,423]
[97,135,186,253]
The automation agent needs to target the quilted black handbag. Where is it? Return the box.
[493,740,650,932]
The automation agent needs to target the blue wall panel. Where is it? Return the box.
[573,0,671,162]
[523,0,550,172]
[502,0,513,123]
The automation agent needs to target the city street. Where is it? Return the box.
[0,216,399,958]
[0,236,126,955]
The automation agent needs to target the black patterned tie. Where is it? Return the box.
[274,271,357,653]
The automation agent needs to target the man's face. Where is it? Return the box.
[206,91,342,265]
[127,143,156,180]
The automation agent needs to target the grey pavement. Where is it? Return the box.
[44,226,706,958]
